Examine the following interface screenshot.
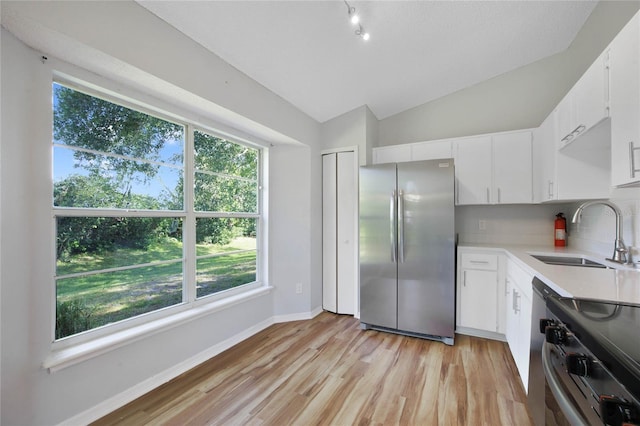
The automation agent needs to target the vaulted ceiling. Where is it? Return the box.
[137,1,597,123]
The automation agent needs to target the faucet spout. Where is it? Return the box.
[572,200,628,264]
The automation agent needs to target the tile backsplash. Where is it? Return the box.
[456,189,640,261]
[568,187,640,261]
[456,203,574,246]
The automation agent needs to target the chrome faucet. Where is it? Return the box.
[571,200,629,264]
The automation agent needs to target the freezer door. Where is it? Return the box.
[359,163,398,329]
[397,159,455,337]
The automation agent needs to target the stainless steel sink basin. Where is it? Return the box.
[530,254,608,269]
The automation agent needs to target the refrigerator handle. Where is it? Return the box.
[390,190,397,263]
[398,190,405,263]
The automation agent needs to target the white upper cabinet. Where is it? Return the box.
[454,136,493,205]
[454,131,532,205]
[373,144,411,164]
[411,139,452,161]
[493,132,532,204]
[557,50,610,148]
[533,109,558,202]
[609,13,640,187]
[373,140,452,165]
[533,107,610,202]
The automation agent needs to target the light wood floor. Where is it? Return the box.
[93,312,533,425]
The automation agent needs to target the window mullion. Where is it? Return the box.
[183,125,197,304]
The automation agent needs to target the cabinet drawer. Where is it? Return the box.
[461,253,498,270]
[506,260,533,300]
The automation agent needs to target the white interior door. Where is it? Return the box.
[322,153,337,313]
[337,151,356,315]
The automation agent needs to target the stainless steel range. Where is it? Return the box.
[534,277,640,425]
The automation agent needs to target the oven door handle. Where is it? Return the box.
[542,341,589,426]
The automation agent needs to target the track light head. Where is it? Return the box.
[344,0,370,41]
[355,25,370,41]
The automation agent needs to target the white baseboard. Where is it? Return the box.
[59,308,321,426]
[455,326,507,342]
[273,305,323,323]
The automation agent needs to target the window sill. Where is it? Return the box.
[43,286,273,373]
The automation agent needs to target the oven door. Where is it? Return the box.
[542,341,601,425]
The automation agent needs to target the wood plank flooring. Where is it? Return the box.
[93,312,533,425]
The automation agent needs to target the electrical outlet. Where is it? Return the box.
[295,283,303,294]
[479,220,486,231]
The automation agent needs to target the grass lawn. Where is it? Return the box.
[56,237,256,338]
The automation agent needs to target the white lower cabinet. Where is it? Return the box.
[505,258,533,391]
[456,250,505,337]
[457,248,535,392]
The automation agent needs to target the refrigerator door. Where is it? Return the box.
[397,159,455,337]
[359,163,398,329]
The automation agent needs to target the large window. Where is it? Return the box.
[53,82,261,340]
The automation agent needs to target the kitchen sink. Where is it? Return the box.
[530,254,608,269]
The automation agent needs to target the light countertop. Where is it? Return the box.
[458,243,640,305]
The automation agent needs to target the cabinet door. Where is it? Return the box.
[556,94,574,146]
[610,14,640,187]
[573,52,609,134]
[459,269,498,331]
[533,110,558,202]
[411,140,452,161]
[516,292,532,391]
[493,131,532,204]
[505,278,519,357]
[373,145,411,164]
[454,136,492,205]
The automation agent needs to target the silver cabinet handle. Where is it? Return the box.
[469,260,489,264]
[463,270,467,287]
[486,187,490,203]
[497,187,501,203]
[561,133,574,144]
[548,180,554,198]
[398,190,405,263]
[629,141,640,179]
[514,290,521,314]
[390,190,397,263]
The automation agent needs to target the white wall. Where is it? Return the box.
[320,105,368,165]
[270,144,315,317]
[0,1,324,423]
[377,1,640,146]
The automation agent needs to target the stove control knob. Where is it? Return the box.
[545,326,568,344]
[566,353,591,377]
[599,395,638,426]
[539,319,556,334]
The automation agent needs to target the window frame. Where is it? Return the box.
[50,74,265,348]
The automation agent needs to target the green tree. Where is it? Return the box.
[193,131,258,243]
[54,174,175,259]
[54,84,184,184]
[53,84,257,250]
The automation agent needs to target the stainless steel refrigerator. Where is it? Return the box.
[359,159,455,345]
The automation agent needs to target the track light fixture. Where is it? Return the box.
[344,0,370,41]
